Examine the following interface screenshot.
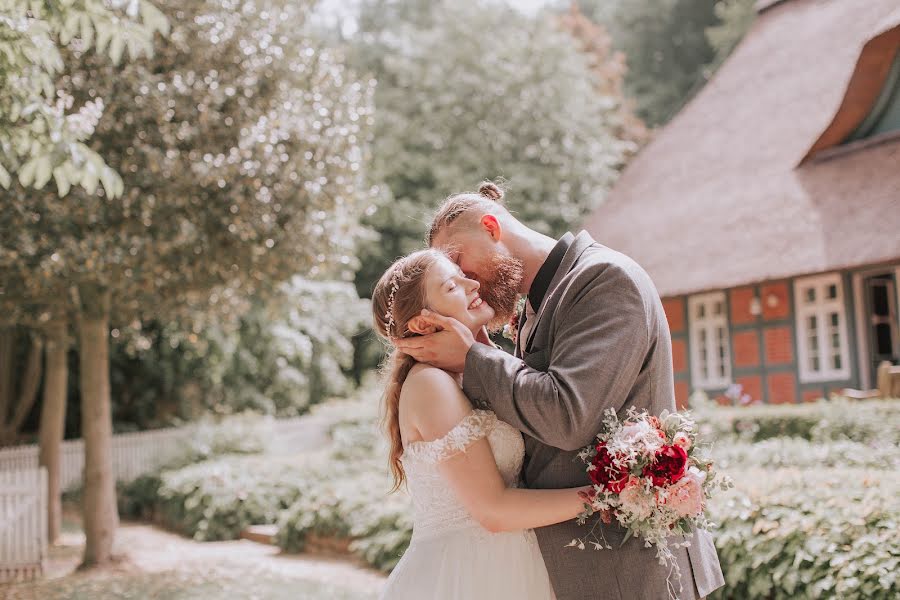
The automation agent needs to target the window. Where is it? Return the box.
[845,49,900,142]
[795,274,851,382]
[688,292,731,389]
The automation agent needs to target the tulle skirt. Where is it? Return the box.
[380,525,556,599]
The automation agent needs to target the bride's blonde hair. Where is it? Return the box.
[371,249,447,491]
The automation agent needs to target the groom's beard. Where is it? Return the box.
[477,252,525,332]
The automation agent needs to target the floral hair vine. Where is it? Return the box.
[384,268,401,338]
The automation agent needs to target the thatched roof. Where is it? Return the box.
[584,0,900,298]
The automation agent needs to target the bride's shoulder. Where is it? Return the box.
[403,364,460,397]
[401,364,473,440]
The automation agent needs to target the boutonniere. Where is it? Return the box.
[502,296,528,344]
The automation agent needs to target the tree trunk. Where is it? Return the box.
[0,328,43,446]
[76,284,119,567]
[0,327,15,436]
[39,319,68,544]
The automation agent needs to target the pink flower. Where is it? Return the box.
[673,432,692,450]
[664,469,705,518]
[619,481,654,520]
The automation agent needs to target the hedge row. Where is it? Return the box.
[120,397,900,597]
[710,468,898,600]
[693,397,900,444]
[119,456,305,541]
[713,437,899,471]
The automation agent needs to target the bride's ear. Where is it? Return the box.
[407,315,439,335]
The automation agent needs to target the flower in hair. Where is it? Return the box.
[384,270,401,337]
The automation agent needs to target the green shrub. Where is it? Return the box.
[117,473,163,520]
[120,391,900,592]
[275,463,412,571]
[709,468,899,599]
[120,455,306,541]
[714,438,899,471]
[187,412,274,461]
[694,398,900,444]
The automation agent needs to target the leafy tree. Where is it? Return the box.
[0,0,168,195]
[1,0,374,566]
[705,0,756,71]
[217,278,369,416]
[0,0,166,544]
[0,325,42,445]
[348,0,636,301]
[98,278,368,429]
[577,0,721,126]
[575,0,755,126]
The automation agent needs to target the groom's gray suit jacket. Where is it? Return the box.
[463,231,725,600]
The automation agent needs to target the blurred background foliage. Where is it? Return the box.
[2,0,757,440]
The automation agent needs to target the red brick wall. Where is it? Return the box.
[767,373,797,404]
[682,279,816,405]
[672,338,688,374]
[662,297,685,334]
[730,286,757,325]
[761,281,790,320]
[802,389,825,403]
[674,380,689,410]
[764,326,794,365]
[732,331,760,368]
[736,375,763,403]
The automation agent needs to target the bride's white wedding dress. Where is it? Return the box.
[380,408,556,599]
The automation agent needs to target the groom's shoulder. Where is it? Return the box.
[574,243,656,293]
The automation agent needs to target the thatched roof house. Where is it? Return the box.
[585,0,900,405]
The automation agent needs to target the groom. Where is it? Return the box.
[395,184,725,600]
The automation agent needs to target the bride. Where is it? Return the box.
[371,248,590,599]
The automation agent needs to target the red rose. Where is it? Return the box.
[589,443,630,493]
[642,444,688,487]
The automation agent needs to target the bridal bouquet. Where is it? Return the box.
[569,408,732,596]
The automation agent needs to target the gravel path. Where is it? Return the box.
[2,520,386,600]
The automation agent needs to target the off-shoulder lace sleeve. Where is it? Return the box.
[403,409,497,464]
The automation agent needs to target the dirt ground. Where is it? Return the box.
[1,513,386,600]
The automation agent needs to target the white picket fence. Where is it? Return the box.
[0,427,195,493]
[0,468,48,583]
[0,415,327,582]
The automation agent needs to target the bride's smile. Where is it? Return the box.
[422,256,495,332]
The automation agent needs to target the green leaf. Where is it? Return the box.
[18,157,38,187]
[53,166,71,197]
[0,163,11,189]
[109,32,125,65]
[33,155,52,189]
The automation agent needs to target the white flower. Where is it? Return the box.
[616,420,663,454]
[673,431,692,450]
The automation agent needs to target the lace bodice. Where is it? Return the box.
[401,409,525,541]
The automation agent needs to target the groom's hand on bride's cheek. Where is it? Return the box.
[394,310,474,373]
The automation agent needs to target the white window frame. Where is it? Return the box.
[688,292,732,389]
[794,273,851,382]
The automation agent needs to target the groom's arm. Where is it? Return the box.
[463,266,651,452]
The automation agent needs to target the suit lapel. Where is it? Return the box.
[522,230,597,353]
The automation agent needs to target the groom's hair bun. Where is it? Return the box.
[427,178,510,245]
[478,181,504,201]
